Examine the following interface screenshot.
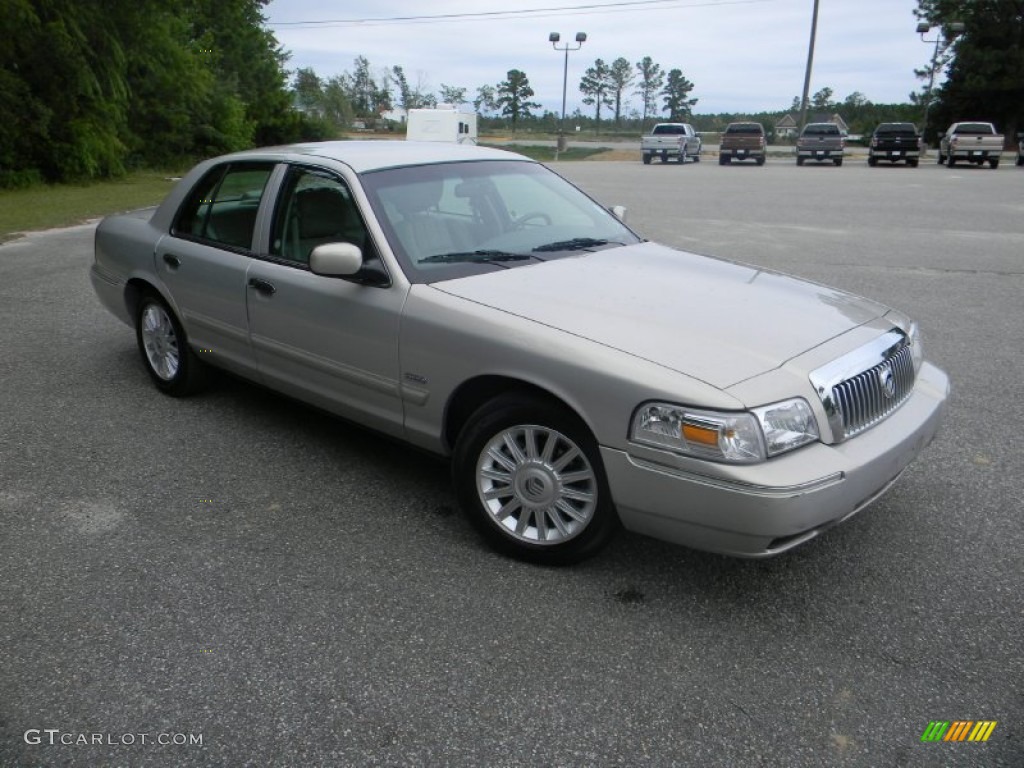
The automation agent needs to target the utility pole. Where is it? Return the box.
[798,0,820,130]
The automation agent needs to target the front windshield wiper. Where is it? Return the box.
[420,249,538,265]
[532,237,622,253]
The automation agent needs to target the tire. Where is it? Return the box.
[642,154,651,165]
[937,151,945,165]
[989,158,999,169]
[134,292,207,397]
[796,157,804,166]
[755,157,765,166]
[868,156,878,167]
[452,394,618,565]
[692,153,700,163]
[1016,153,1024,166]
[678,148,687,164]
[719,155,727,165]
[947,154,956,167]
[660,153,668,163]
[834,158,843,167]
[907,158,919,168]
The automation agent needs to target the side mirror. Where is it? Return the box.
[310,242,362,277]
[610,205,628,223]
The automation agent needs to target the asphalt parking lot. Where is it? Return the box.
[1,158,1022,767]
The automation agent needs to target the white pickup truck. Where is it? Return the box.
[641,123,702,164]
[939,122,1004,169]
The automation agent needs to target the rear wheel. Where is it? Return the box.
[947,154,956,167]
[989,157,1000,169]
[134,292,207,397]
[937,151,945,165]
[907,158,919,168]
[1016,153,1024,166]
[755,157,765,166]
[834,158,843,167]
[452,394,618,564]
[642,153,651,165]
[796,157,804,166]
[719,155,728,165]
[868,156,878,167]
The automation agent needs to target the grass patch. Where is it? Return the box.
[0,170,187,241]
[481,143,609,162]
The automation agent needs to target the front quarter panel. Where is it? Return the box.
[398,284,744,456]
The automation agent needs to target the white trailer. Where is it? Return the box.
[406,105,477,144]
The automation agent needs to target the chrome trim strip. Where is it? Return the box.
[250,334,400,397]
[182,310,249,343]
[625,454,844,498]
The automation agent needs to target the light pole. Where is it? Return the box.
[549,32,586,158]
[917,20,965,148]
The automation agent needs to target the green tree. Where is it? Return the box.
[634,56,664,131]
[439,84,468,106]
[474,84,498,115]
[608,57,634,126]
[661,69,698,120]
[496,69,540,133]
[915,0,1024,145]
[579,58,613,132]
[811,86,835,110]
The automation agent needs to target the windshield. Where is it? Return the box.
[360,160,641,283]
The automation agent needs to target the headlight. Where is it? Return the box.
[751,398,819,456]
[908,321,923,373]
[630,398,820,464]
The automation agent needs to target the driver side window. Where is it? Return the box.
[270,168,368,265]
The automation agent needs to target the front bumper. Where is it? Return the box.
[602,362,949,557]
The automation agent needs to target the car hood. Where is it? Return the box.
[432,242,889,389]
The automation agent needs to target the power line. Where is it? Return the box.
[268,0,775,29]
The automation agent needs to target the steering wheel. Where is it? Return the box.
[512,211,552,229]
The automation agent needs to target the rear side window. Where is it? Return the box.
[173,163,275,250]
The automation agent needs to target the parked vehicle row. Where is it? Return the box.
[642,120,1016,170]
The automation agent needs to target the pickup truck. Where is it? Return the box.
[641,123,702,164]
[939,122,1003,169]
[795,122,844,166]
[868,122,921,167]
[719,122,766,165]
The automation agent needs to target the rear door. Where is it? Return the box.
[155,162,276,377]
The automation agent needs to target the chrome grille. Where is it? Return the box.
[808,329,916,442]
[832,344,915,437]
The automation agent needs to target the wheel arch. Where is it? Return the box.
[443,375,593,453]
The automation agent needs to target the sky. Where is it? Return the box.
[263,0,936,116]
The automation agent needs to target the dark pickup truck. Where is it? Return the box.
[868,123,921,167]
[719,122,766,165]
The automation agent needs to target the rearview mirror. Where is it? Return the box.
[310,242,362,277]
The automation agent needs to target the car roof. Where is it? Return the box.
[216,140,532,173]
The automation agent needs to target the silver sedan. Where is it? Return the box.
[90,141,948,564]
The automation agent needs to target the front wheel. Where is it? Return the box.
[453,394,617,564]
[135,292,207,396]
